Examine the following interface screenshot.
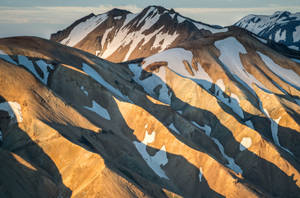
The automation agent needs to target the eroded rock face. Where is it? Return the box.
[1,15,300,198]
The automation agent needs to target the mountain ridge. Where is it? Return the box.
[1,5,300,198]
[235,11,300,52]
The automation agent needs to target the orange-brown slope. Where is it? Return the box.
[0,35,299,197]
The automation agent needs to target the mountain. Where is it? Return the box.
[50,6,228,63]
[235,11,300,52]
[1,5,300,198]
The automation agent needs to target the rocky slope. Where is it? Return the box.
[1,24,300,197]
[50,5,228,63]
[235,11,300,51]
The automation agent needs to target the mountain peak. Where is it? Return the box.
[106,8,131,17]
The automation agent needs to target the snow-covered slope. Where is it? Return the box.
[51,5,228,62]
[235,11,300,51]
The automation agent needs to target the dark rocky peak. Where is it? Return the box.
[106,8,131,17]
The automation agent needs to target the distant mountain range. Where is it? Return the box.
[0,5,300,198]
[235,11,300,51]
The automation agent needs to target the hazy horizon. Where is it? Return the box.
[0,0,300,39]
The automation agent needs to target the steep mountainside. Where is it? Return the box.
[235,11,300,51]
[1,25,300,197]
[50,6,228,63]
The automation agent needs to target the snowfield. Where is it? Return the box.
[61,14,108,47]
[85,100,111,120]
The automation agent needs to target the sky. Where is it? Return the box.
[0,0,300,39]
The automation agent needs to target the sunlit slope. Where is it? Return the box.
[0,35,299,197]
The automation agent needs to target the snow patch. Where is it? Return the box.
[18,55,41,81]
[129,63,171,104]
[143,48,213,90]
[84,100,110,120]
[35,60,54,84]
[263,108,293,155]
[133,130,169,179]
[274,29,286,42]
[199,167,203,182]
[293,26,300,42]
[114,16,122,20]
[240,137,252,151]
[169,123,180,134]
[80,86,88,96]
[95,50,101,56]
[82,63,131,102]
[258,51,300,89]
[245,120,255,129]
[192,121,211,136]
[215,37,267,94]
[0,101,23,123]
[61,14,108,47]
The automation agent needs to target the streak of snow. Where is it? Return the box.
[193,121,242,173]
[35,60,54,84]
[245,120,255,129]
[133,130,169,179]
[199,167,203,182]
[84,100,110,120]
[292,58,300,64]
[193,22,228,33]
[258,51,300,89]
[263,108,293,155]
[101,27,114,49]
[177,110,183,114]
[212,137,243,174]
[169,123,180,134]
[18,55,45,83]
[82,63,131,102]
[61,14,108,47]
[289,45,299,51]
[0,101,23,123]
[192,121,211,136]
[177,15,186,23]
[0,50,17,64]
[80,86,88,96]
[254,35,267,44]
[239,137,252,151]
